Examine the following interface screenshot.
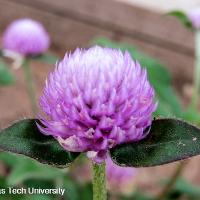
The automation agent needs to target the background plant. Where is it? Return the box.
[1,35,200,200]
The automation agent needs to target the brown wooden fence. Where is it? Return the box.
[0,0,195,86]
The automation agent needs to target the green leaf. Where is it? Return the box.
[110,118,200,167]
[0,152,65,186]
[0,119,80,168]
[121,191,153,200]
[93,38,182,117]
[0,59,15,85]
[0,151,18,167]
[21,195,53,200]
[7,155,64,186]
[0,178,24,200]
[182,107,200,126]
[24,179,54,190]
[31,53,59,65]
[78,183,93,200]
[167,10,193,30]
[154,85,182,117]
[171,178,200,197]
[63,178,80,200]
[0,176,7,188]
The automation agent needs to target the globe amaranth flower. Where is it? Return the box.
[188,8,200,29]
[38,46,157,163]
[106,156,136,194]
[3,18,50,56]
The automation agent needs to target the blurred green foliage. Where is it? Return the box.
[160,178,200,200]
[167,10,193,30]
[1,38,200,200]
[0,52,57,86]
[0,59,15,86]
[0,152,92,200]
[93,37,183,118]
[31,53,59,65]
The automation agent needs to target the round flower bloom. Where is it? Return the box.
[38,46,157,163]
[3,18,50,56]
[188,8,200,29]
[106,156,136,194]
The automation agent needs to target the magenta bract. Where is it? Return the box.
[38,46,157,163]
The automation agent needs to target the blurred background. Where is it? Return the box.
[1,0,200,199]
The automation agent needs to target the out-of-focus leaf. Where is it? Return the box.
[63,178,80,200]
[63,177,92,200]
[183,108,200,126]
[160,178,200,199]
[93,38,182,117]
[174,178,200,197]
[21,195,53,200]
[0,177,24,200]
[32,53,59,65]
[7,155,64,186]
[24,179,54,189]
[0,176,7,187]
[154,85,182,117]
[78,183,93,200]
[0,119,80,168]
[111,118,200,167]
[0,152,17,167]
[121,191,153,200]
[0,59,15,85]
[167,10,193,30]
[0,194,24,200]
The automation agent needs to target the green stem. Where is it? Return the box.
[92,162,107,200]
[155,161,187,200]
[22,59,37,115]
[191,30,200,109]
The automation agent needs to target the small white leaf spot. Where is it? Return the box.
[193,137,197,141]
[178,141,186,146]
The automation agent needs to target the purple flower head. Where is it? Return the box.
[106,156,136,193]
[38,46,157,163]
[3,18,50,56]
[188,8,200,29]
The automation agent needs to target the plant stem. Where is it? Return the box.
[191,30,200,109]
[22,59,37,115]
[92,162,107,200]
[155,161,187,200]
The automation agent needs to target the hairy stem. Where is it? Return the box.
[92,162,107,200]
[22,59,37,115]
